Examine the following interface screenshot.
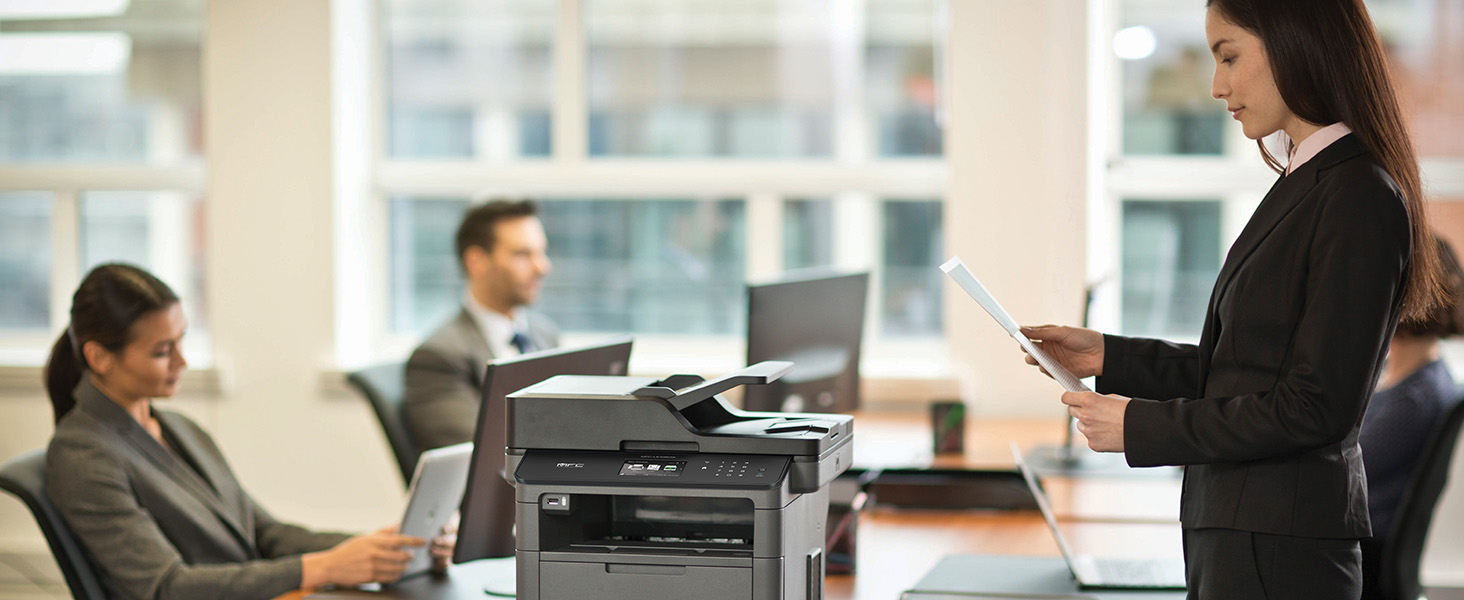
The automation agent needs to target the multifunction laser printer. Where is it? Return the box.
[504,362,854,600]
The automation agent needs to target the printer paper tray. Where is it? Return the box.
[544,545,753,569]
[541,559,753,599]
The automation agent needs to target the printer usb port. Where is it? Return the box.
[541,493,571,514]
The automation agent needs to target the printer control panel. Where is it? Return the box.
[618,459,687,477]
[517,450,791,489]
[693,457,771,481]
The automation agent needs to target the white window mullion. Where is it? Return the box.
[830,0,870,164]
[832,191,881,338]
[477,105,521,162]
[148,192,189,295]
[1221,191,1263,253]
[1423,159,1464,199]
[553,0,587,164]
[50,190,81,332]
[745,192,784,281]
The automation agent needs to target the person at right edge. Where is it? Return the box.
[1018,0,1447,598]
[1358,235,1464,600]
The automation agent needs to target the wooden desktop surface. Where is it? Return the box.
[829,411,1182,600]
[275,411,1183,600]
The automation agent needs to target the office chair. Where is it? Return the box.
[0,449,107,600]
[346,363,421,485]
[1376,397,1464,600]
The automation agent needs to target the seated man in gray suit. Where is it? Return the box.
[404,199,560,451]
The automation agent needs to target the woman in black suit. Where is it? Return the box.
[45,263,432,600]
[1021,0,1447,597]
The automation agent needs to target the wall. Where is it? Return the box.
[943,0,1090,417]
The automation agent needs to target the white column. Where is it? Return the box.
[944,0,1090,417]
[205,0,400,530]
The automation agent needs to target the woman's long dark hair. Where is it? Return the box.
[1396,236,1464,339]
[1207,0,1444,324]
[45,263,179,424]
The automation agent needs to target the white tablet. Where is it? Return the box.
[399,442,473,577]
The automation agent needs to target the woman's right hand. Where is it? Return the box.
[1019,325,1105,379]
[301,527,425,589]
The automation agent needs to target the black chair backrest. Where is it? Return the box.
[0,448,108,600]
[1380,396,1464,600]
[347,363,420,484]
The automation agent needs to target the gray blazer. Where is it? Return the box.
[403,307,559,451]
[46,376,350,600]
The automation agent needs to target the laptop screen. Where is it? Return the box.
[1011,441,1083,570]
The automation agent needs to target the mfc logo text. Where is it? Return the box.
[555,462,585,468]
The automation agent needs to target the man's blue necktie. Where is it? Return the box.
[510,331,535,354]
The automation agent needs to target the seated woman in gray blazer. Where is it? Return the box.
[44,263,430,600]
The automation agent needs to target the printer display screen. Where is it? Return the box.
[619,460,687,477]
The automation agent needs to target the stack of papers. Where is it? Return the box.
[940,256,1090,393]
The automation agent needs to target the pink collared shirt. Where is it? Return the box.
[1286,122,1353,175]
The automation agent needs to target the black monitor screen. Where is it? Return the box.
[743,271,868,413]
[453,337,633,563]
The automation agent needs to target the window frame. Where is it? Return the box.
[0,165,207,366]
[1090,0,1464,338]
[352,0,952,376]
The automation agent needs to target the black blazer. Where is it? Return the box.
[1100,134,1410,539]
[47,376,350,600]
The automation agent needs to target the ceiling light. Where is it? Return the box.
[1113,26,1157,61]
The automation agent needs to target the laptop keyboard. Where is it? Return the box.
[1093,558,1186,588]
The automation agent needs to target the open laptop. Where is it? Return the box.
[398,442,473,577]
[1011,442,1187,590]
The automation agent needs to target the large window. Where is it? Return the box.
[584,1,836,158]
[374,0,947,361]
[1119,200,1221,340]
[1102,0,1464,340]
[386,195,943,342]
[385,0,554,160]
[0,1,207,363]
[0,192,51,331]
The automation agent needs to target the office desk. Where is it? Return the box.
[826,509,1181,600]
[275,414,1183,600]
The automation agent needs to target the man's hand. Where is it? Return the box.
[1060,391,1129,453]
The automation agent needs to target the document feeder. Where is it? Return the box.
[505,361,854,600]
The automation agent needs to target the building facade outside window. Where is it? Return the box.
[0,0,207,364]
[376,0,947,365]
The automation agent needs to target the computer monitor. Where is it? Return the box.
[453,337,633,563]
[743,271,868,413]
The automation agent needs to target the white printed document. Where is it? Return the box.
[940,256,1091,393]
